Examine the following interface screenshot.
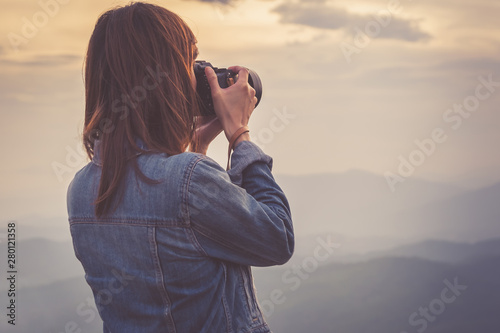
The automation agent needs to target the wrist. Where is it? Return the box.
[232,132,250,149]
[221,118,249,140]
[226,126,250,170]
[224,125,244,141]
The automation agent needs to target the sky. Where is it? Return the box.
[0,0,499,239]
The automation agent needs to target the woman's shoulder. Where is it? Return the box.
[137,151,225,180]
[150,151,213,167]
[176,152,226,177]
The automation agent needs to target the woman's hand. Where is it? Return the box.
[205,66,257,144]
[190,115,223,155]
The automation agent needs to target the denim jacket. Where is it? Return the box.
[67,140,294,333]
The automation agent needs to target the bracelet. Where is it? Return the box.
[226,126,250,171]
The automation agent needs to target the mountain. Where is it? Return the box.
[274,170,467,241]
[4,168,500,332]
[388,182,500,241]
[0,238,83,290]
[253,255,500,333]
[332,237,500,264]
[0,275,103,333]
[275,171,500,243]
[4,249,499,333]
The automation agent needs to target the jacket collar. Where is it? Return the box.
[92,138,149,167]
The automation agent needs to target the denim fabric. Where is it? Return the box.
[67,140,294,333]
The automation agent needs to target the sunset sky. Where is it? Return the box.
[1,0,499,239]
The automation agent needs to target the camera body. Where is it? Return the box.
[194,60,262,116]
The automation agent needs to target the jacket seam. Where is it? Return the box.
[247,267,267,322]
[242,323,271,333]
[239,266,260,321]
[149,227,177,333]
[185,227,209,257]
[191,223,264,264]
[69,219,188,226]
[182,154,210,223]
[221,263,233,333]
[183,154,234,259]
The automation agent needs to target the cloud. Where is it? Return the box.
[272,1,431,42]
[433,57,500,75]
[0,53,81,68]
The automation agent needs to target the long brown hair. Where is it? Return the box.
[83,2,199,217]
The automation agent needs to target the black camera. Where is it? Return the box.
[194,60,262,116]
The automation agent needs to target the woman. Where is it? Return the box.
[67,2,294,332]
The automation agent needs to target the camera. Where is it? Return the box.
[194,60,263,116]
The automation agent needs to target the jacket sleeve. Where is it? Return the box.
[186,141,294,267]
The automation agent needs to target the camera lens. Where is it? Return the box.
[247,69,262,108]
[194,60,263,116]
